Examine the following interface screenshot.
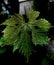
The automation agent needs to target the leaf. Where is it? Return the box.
[0,10,51,62]
[27,10,40,22]
[32,29,49,46]
[14,14,25,24]
[2,25,24,45]
[13,30,33,62]
[36,18,51,32]
[0,37,5,46]
[0,38,6,54]
[1,18,17,26]
[1,14,25,26]
[1,14,25,45]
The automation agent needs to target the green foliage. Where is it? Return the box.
[0,37,5,46]
[0,47,6,54]
[13,31,33,62]
[41,58,49,65]
[32,29,48,46]
[47,52,54,60]
[0,10,51,61]
[36,19,51,32]
[50,52,54,60]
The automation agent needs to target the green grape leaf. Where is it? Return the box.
[0,10,51,62]
[1,14,25,26]
[0,37,5,46]
[36,18,51,32]
[27,10,40,22]
[1,14,25,45]
[13,30,33,62]
[32,29,49,46]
